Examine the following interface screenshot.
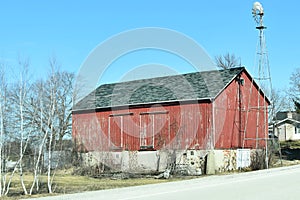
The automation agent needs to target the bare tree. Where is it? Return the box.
[29,81,47,194]
[288,68,300,110]
[17,58,30,195]
[215,53,240,69]
[31,59,74,149]
[46,61,58,194]
[25,57,74,194]
[269,88,287,121]
[0,56,75,197]
[0,63,9,197]
[4,58,33,195]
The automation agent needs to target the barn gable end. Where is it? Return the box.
[213,70,270,149]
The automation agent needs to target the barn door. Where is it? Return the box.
[108,113,135,150]
[140,114,154,148]
[108,116,123,149]
[140,112,169,150]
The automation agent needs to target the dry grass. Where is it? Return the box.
[1,169,184,200]
[3,159,300,199]
[280,140,300,149]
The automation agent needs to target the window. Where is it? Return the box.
[295,125,300,134]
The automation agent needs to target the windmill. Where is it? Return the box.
[252,2,265,27]
[243,2,273,169]
[252,1,271,87]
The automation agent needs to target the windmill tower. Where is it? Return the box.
[252,2,272,96]
[243,2,273,169]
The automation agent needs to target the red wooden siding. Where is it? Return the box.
[72,71,269,151]
[214,71,268,149]
[73,102,212,151]
[109,116,121,147]
[139,112,170,149]
[240,71,269,148]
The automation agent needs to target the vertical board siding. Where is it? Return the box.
[73,102,212,151]
[139,113,169,149]
[109,116,121,148]
[72,71,268,151]
[214,71,268,149]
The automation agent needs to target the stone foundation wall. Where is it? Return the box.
[80,149,263,175]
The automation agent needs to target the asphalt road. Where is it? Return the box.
[25,165,300,200]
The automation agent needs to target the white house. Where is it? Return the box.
[271,111,300,141]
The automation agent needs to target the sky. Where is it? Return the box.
[0,0,300,91]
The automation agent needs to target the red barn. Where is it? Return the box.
[72,67,269,154]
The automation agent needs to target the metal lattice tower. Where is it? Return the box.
[243,2,273,169]
[253,2,272,98]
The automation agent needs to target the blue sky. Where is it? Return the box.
[0,0,299,90]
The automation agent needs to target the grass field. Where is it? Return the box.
[280,140,300,149]
[1,169,185,200]
[3,140,300,200]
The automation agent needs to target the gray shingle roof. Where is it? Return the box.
[73,67,244,111]
[275,112,300,122]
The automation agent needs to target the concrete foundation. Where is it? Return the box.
[206,151,216,175]
[81,149,259,175]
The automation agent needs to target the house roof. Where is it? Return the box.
[272,112,300,127]
[275,111,300,121]
[273,118,300,127]
[73,67,247,111]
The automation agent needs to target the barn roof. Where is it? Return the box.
[73,67,245,111]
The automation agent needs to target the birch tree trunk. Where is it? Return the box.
[18,59,29,195]
[4,137,30,196]
[0,57,75,197]
[30,82,47,195]
[0,66,7,197]
[0,89,3,197]
[26,59,74,194]
[47,59,58,194]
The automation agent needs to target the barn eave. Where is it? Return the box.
[72,97,213,114]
